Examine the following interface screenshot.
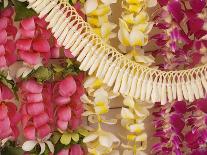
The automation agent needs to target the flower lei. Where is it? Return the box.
[1,0,207,155]
[0,2,87,154]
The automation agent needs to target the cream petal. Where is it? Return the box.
[83,134,98,143]
[99,134,113,148]
[22,140,37,152]
[129,27,145,46]
[101,0,117,5]
[84,0,98,14]
[121,108,134,119]
[123,96,135,108]
[147,0,157,7]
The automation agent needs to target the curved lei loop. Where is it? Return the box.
[19,0,207,104]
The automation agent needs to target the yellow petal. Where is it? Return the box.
[88,5,111,16]
[98,15,109,24]
[118,28,130,46]
[128,4,143,13]
[84,0,98,14]
[127,134,136,141]
[71,133,79,142]
[87,17,100,27]
[121,108,134,119]
[135,133,147,142]
[123,96,135,108]
[92,78,103,89]
[128,123,145,133]
[126,0,142,4]
[95,105,109,114]
[122,13,135,24]
[129,27,145,46]
[101,22,117,39]
[135,11,149,24]
[60,133,71,145]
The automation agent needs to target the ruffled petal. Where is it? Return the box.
[59,76,77,97]
[21,17,35,31]
[32,37,50,53]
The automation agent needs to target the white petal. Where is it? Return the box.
[45,141,54,153]
[22,140,37,152]
[129,26,145,46]
[147,0,157,7]
[123,96,135,108]
[99,134,113,148]
[121,108,134,119]
[84,0,98,14]
[39,142,46,155]
[83,134,98,143]
[101,0,117,5]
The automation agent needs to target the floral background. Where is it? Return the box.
[0,0,207,155]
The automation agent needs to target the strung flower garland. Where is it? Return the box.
[118,0,156,66]
[84,0,117,42]
[120,96,152,155]
[151,0,207,70]
[82,77,120,154]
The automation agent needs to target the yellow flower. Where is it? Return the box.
[83,128,120,154]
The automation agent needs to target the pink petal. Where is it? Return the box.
[22,80,43,93]
[37,124,51,139]
[173,101,187,114]
[0,30,7,44]
[55,96,71,106]
[6,25,17,36]
[190,0,206,13]
[51,47,60,58]
[27,93,43,103]
[5,39,16,52]
[64,49,74,58]
[0,7,14,17]
[0,117,11,132]
[57,119,68,131]
[187,17,204,34]
[0,104,8,120]
[57,149,69,155]
[21,17,35,31]
[21,115,30,128]
[0,45,5,56]
[5,52,17,66]
[57,106,71,121]
[168,1,184,23]
[0,17,8,30]
[16,39,32,51]
[24,125,36,140]
[19,51,40,65]
[59,76,77,97]
[27,102,45,116]
[34,17,48,28]
[20,28,35,38]
[195,99,207,113]
[32,37,50,53]
[69,145,83,155]
[0,56,7,67]
[1,84,14,100]
[33,112,49,128]
[69,116,81,130]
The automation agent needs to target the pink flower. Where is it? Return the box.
[0,7,17,68]
[20,80,53,140]
[69,144,84,155]
[17,16,60,65]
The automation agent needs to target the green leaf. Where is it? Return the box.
[60,133,71,145]
[78,128,89,137]
[71,133,79,142]
[1,146,24,155]
[31,66,53,83]
[52,64,64,73]
[66,59,73,67]
[12,0,37,21]
[51,132,61,145]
